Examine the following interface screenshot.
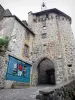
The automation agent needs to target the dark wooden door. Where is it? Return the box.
[46,69,55,85]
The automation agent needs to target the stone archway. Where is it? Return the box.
[37,58,55,85]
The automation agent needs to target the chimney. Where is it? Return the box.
[22,20,28,26]
[4,9,12,16]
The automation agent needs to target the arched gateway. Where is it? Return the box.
[37,58,56,85]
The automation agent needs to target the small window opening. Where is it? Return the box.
[68,64,72,67]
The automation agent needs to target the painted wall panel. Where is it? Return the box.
[6,56,31,83]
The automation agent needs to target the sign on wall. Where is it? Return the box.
[6,55,31,83]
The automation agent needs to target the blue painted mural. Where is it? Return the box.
[6,55,31,83]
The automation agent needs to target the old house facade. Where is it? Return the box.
[0,5,35,88]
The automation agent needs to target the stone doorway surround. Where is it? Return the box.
[31,57,58,86]
[38,58,55,85]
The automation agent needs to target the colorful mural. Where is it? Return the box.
[6,55,31,82]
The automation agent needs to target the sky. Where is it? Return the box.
[0,0,75,37]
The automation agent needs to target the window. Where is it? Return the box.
[68,64,72,67]
[51,15,53,19]
[56,15,58,19]
[43,26,46,30]
[13,63,18,75]
[43,44,47,46]
[41,33,47,39]
[24,44,29,57]
[46,14,49,19]
[23,66,26,76]
[42,20,46,30]
[62,18,64,20]
[25,30,30,40]
[33,19,37,22]
[42,17,46,21]
[38,17,40,22]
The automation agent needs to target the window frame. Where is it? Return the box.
[25,30,30,40]
[24,44,29,57]
[41,33,47,39]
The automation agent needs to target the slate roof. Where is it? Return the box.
[33,8,71,21]
[4,15,35,36]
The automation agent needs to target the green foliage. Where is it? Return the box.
[0,36,9,48]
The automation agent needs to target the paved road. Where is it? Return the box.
[0,86,55,100]
[0,81,71,100]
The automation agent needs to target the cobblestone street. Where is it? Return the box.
[0,88,37,100]
[0,81,71,100]
[0,86,53,100]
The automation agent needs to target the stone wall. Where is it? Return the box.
[28,11,75,86]
[0,16,34,63]
[8,17,34,63]
[0,17,15,37]
[0,52,7,89]
[58,16,75,81]
[36,80,75,100]
[0,16,34,88]
[30,13,66,85]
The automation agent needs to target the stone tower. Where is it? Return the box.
[28,7,75,86]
